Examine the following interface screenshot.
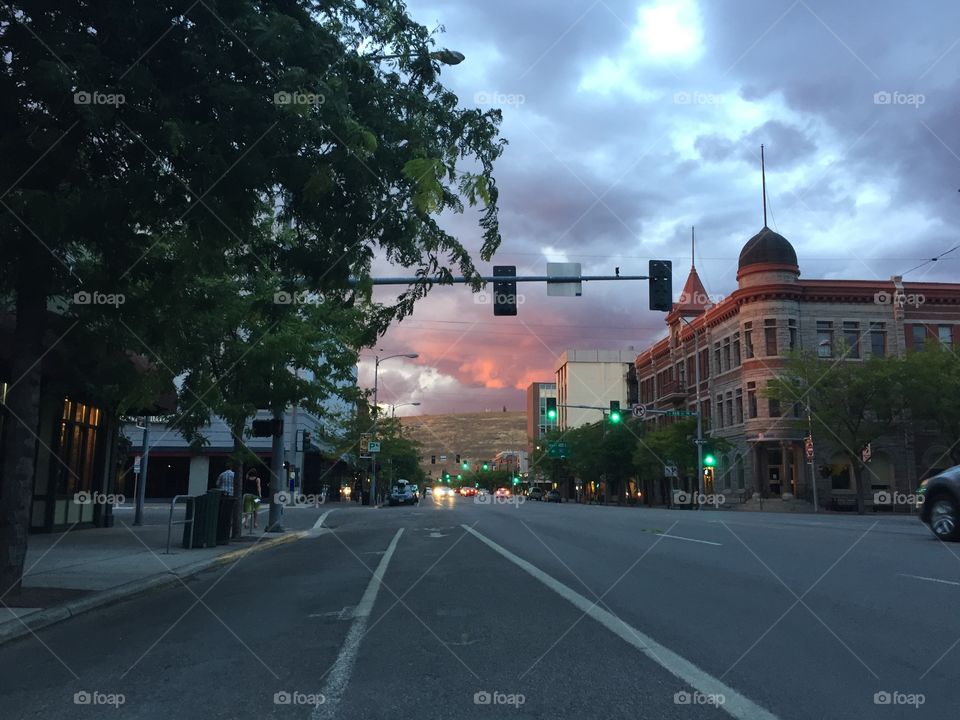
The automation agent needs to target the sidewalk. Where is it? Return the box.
[0,504,319,646]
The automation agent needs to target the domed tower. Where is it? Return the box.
[736,225,799,289]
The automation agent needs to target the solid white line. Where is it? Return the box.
[313,509,333,530]
[657,533,722,546]
[313,528,404,720]
[898,573,960,587]
[461,525,779,720]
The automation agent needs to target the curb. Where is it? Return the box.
[0,530,308,647]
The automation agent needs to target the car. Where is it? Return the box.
[408,484,419,498]
[527,487,545,501]
[433,485,453,498]
[425,486,433,496]
[388,483,417,506]
[494,487,511,498]
[546,490,562,503]
[458,487,477,497]
[919,465,960,540]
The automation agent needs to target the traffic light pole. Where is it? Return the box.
[351,273,650,285]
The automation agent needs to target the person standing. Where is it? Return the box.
[244,469,262,529]
[216,462,235,495]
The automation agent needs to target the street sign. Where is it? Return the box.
[368,441,381,453]
[804,436,814,461]
[546,262,582,297]
[664,465,678,477]
[133,455,141,474]
[360,433,371,459]
[632,404,647,418]
[664,410,696,417]
[862,443,872,463]
[547,441,569,459]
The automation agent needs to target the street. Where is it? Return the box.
[1,500,954,719]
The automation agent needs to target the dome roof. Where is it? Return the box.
[738,226,797,269]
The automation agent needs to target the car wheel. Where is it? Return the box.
[930,495,959,541]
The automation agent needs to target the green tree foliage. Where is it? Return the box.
[899,343,960,468]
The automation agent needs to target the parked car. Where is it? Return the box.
[388,484,417,506]
[546,490,562,503]
[494,487,511,498]
[919,465,960,540]
[527,487,545,501]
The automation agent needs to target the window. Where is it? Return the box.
[816,321,833,358]
[764,319,778,356]
[52,399,102,498]
[939,325,952,347]
[700,348,710,379]
[769,398,781,418]
[744,322,754,359]
[677,361,685,386]
[843,321,860,358]
[912,325,927,352]
[723,338,731,371]
[870,322,886,357]
[726,392,733,426]
[714,343,721,375]
[747,382,757,419]
[733,333,741,366]
[735,389,744,423]
[788,319,797,351]
[715,395,724,428]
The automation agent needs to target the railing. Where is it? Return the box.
[166,494,196,554]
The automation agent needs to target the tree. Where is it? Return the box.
[899,344,960,469]
[764,349,901,514]
[634,419,699,506]
[0,0,504,593]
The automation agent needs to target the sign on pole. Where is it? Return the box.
[861,442,872,463]
[368,441,381,453]
[804,435,814,461]
[133,455,141,474]
[546,262,582,297]
[360,433,371,459]
[631,404,647,419]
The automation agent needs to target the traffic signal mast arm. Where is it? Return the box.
[348,273,651,285]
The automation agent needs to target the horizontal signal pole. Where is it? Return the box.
[349,274,649,285]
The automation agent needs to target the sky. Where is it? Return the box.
[360,0,960,416]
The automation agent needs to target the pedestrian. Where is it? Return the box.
[216,462,235,495]
[244,469,262,529]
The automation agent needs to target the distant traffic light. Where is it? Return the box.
[455,454,460,464]
[609,401,622,424]
[704,453,717,467]
[457,474,462,480]
[462,461,469,470]
[482,463,489,471]
[648,259,673,312]
[512,476,519,485]
[493,265,518,316]
[546,397,557,421]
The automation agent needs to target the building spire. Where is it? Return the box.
[761,144,768,227]
[691,226,696,269]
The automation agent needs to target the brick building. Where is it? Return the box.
[635,225,960,508]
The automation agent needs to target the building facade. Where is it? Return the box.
[526,382,557,442]
[554,350,638,429]
[635,225,960,508]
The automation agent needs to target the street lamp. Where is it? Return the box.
[679,315,705,509]
[390,401,421,418]
[371,353,418,504]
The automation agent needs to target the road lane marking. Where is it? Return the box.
[657,533,722,546]
[313,510,333,529]
[898,573,960,587]
[313,528,403,720]
[461,525,779,720]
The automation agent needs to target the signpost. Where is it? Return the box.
[631,404,697,420]
[368,441,381,453]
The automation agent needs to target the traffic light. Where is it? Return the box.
[482,463,489,471]
[704,453,717,467]
[648,259,673,312]
[462,461,469,470]
[512,476,519,485]
[457,474,463,480]
[609,401,621,424]
[546,397,557,421]
[493,265,518,316]
[455,454,460,464]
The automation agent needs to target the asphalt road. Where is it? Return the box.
[1,497,956,719]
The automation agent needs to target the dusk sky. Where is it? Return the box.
[359,0,960,416]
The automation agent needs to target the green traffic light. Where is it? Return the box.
[547,408,557,419]
[457,474,462,480]
[609,411,621,423]
[482,463,489,471]
[462,462,469,470]
[704,454,716,467]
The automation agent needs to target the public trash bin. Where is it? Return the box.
[181,490,222,548]
[216,492,237,544]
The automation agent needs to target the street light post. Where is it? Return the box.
[371,353,418,506]
[390,401,421,418]
[679,316,705,510]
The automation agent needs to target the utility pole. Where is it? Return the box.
[678,316,705,509]
[133,416,150,526]
[266,408,286,532]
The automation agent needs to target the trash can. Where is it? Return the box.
[182,491,221,548]
[216,492,237,544]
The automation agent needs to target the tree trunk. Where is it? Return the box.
[0,269,49,596]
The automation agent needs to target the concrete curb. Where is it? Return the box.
[0,530,308,647]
